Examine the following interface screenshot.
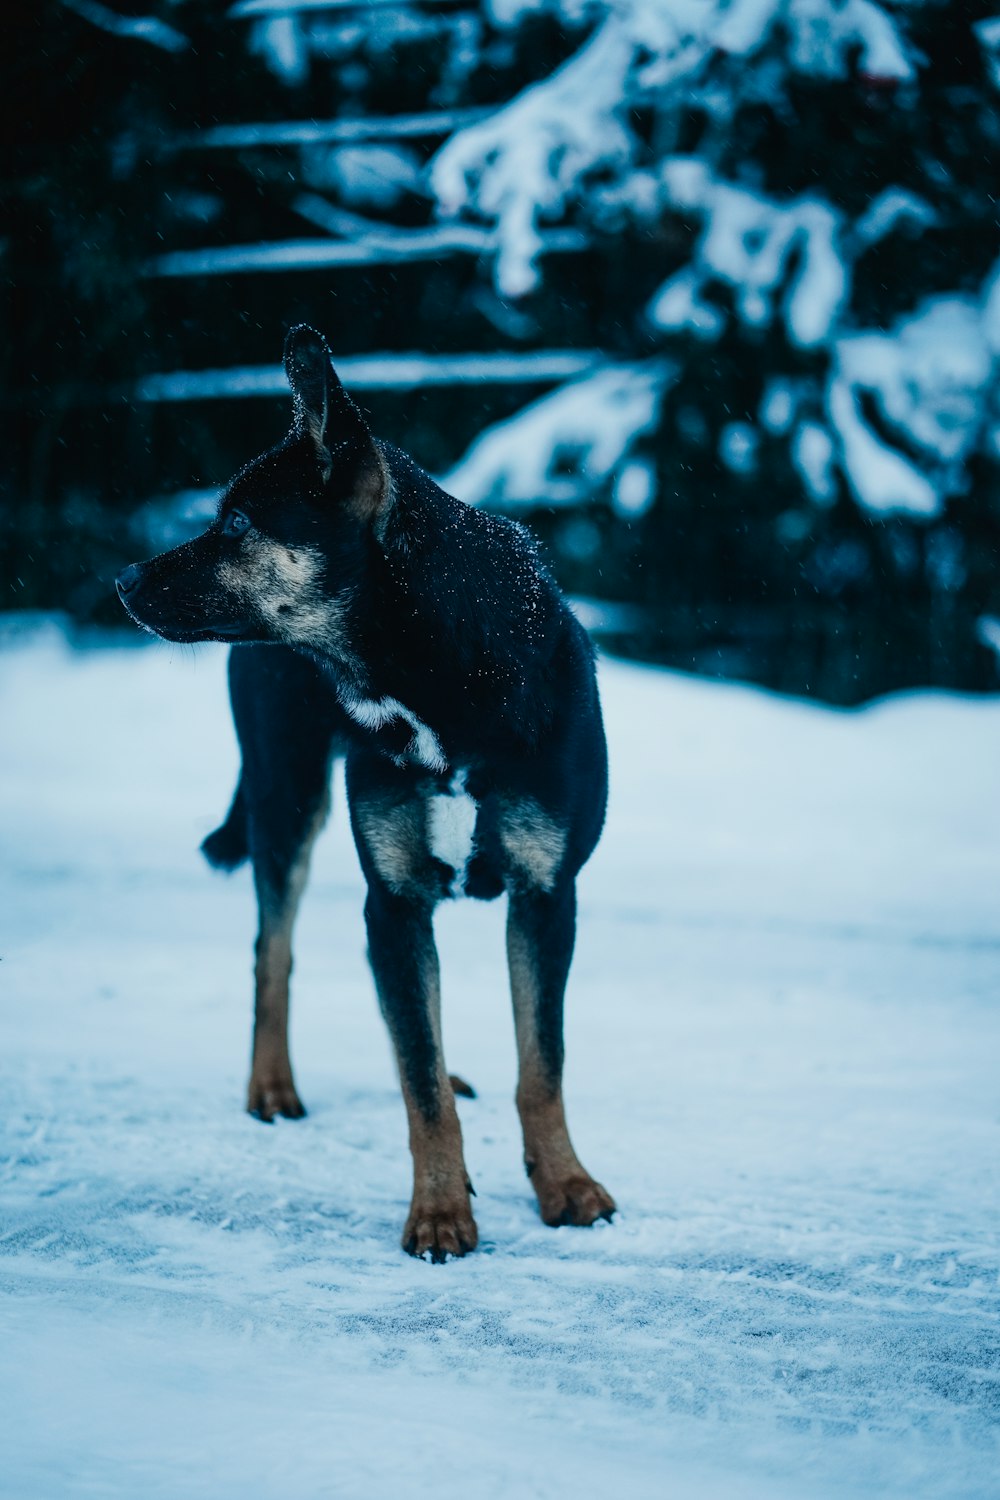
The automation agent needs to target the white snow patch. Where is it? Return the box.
[792,419,837,504]
[186,107,489,151]
[854,187,937,248]
[974,14,1000,89]
[827,292,997,517]
[648,159,847,349]
[719,421,759,476]
[247,14,308,85]
[430,0,917,297]
[648,265,726,340]
[300,143,422,208]
[133,350,602,402]
[613,458,658,517]
[759,379,798,435]
[975,613,1000,663]
[431,17,634,299]
[444,362,672,509]
[60,0,189,51]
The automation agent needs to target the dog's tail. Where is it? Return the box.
[201,777,249,871]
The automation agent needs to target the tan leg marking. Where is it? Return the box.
[392,930,477,1260]
[247,796,328,1122]
[248,928,305,1121]
[353,798,427,894]
[401,1080,478,1262]
[507,910,616,1227]
[497,798,566,892]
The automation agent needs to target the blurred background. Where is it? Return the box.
[3,0,999,703]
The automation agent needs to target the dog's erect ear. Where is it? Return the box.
[284,324,358,470]
[283,324,388,521]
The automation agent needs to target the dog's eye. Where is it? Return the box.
[222,510,251,538]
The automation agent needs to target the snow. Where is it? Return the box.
[150,229,551,278]
[488,0,916,85]
[759,379,799,435]
[719,420,759,476]
[231,0,425,12]
[428,0,917,297]
[185,109,489,151]
[147,220,584,277]
[648,160,847,350]
[248,14,309,87]
[150,222,587,282]
[646,265,727,340]
[828,294,996,518]
[976,614,1000,662]
[295,194,586,257]
[2,616,1000,1497]
[60,0,189,52]
[853,187,937,249]
[431,18,634,299]
[298,145,423,209]
[780,0,916,83]
[975,15,1000,90]
[792,419,837,504]
[133,350,602,403]
[444,363,672,509]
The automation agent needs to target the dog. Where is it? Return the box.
[116,325,615,1260]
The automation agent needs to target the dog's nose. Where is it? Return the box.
[116,564,144,600]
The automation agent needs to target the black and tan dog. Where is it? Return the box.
[117,326,615,1260]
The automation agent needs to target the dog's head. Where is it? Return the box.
[116,326,389,662]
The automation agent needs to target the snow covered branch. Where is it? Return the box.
[647,159,847,349]
[430,0,917,301]
[444,362,673,514]
[60,0,189,52]
[826,280,999,518]
[431,18,635,298]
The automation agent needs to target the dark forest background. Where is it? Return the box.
[3,0,999,703]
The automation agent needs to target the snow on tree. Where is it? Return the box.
[444,362,673,512]
[645,160,847,349]
[429,0,995,524]
[9,0,1000,698]
[431,18,634,298]
[827,275,1000,518]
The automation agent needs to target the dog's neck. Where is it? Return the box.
[318,465,563,755]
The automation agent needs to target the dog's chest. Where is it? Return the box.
[427,771,478,896]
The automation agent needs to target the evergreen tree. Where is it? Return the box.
[3,0,997,700]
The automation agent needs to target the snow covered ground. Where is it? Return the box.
[1,616,998,1499]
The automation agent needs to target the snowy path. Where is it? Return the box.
[1,618,999,1499]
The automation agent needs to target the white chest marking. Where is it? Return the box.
[428,771,478,896]
[341,693,447,773]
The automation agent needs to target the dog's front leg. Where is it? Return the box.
[246,790,329,1123]
[364,883,477,1261]
[507,880,616,1228]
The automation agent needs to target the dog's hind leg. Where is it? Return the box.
[229,646,341,1122]
[364,881,477,1261]
[507,881,616,1227]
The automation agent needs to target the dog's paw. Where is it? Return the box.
[247,1074,306,1123]
[534,1172,616,1228]
[403,1200,478,1262]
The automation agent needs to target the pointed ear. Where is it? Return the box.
[283,324,390,525]
[283,325,362,477]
